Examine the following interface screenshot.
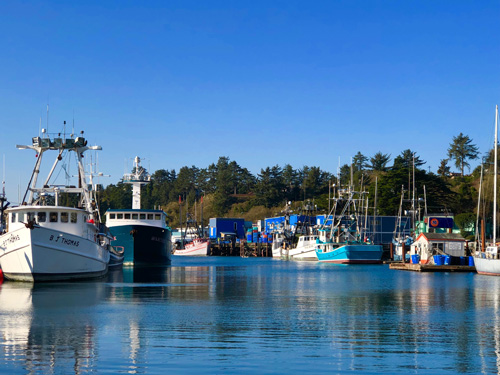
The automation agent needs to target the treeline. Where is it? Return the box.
[97,143,482,228]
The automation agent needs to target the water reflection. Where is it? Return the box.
[2,260,500,374]
[0,281,106,374]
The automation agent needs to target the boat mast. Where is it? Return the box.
[494,105,498,246]
[124,156,150,210]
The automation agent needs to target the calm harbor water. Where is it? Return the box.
[0,257,499,374]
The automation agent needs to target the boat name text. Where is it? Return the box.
[2,234,21,248]
[49,235,80,247]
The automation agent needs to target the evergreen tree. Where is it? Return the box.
[447,133,479,176]
[392,149,425,170]
[352,152,368,171]
[437,159,451,177]
[369,152,391,171]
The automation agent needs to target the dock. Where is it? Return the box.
[389,262,476,272]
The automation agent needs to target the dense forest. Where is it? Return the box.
[97,133,486,237]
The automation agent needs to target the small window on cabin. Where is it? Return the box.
[61,212,69,223]
[147,214,154,220]
[38,212,46,223]
[50,212,58,222]
[110,213,116,219]
[18,212,25,223]
[155,214,161,220]
[11,212,16,223]
[117,213,123,219]
[132,214,138,220]
[124,213,131,220]
[27,212,35,221]
[71,213,77,223]
[140,214,146,220]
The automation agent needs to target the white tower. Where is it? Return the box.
[123,156,150,209]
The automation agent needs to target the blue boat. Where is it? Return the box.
[315,185,383,264]
[316,241,383,264]
[105,157,172,266]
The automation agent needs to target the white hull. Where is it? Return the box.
[0,226,109,282]
[474,256,500,276]
[282,235,319,261]
[174,239,210,256]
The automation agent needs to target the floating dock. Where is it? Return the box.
[389,262,476,272]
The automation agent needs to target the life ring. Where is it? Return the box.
[430,218,439,227]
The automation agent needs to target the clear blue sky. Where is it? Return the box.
[1,0,499,204]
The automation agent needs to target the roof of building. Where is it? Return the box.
[417,232,465,242]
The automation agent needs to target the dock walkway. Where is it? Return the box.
[389,262,476,272]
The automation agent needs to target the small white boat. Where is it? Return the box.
[284,235,319,261]
[0,132,112,281]
[174,238,210,256]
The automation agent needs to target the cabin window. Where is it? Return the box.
[110,213,116,219]
[147,214,153,220]
[38,212,46,223]
[11,212,16,223]
[27,212,35,221]
[117,213,123,219]
[124,213,131,220]
[18,212,25,223]
[71,213,77,223]
[50,212,58,222]
[132,214,138,219]
[155,214,161,220]
[140,214,146,220]
[61,212,69,223]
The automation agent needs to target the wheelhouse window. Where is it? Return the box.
[147,214,153,220]
[109,213,116,219]
[11,212,16,223]
[124,213,131,219]
[140,214,146,220]
[132,214,138,220]
[155,214,161,220]
[18,212,25,223]
[71,213,77,223]
[117,213,123,219]
[50,212,58,222]
[27,212,35,221]
[38,212,46,222]
[61,212,69,223]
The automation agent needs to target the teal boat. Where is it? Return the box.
[105,157,172,266]
[315,184,383,264]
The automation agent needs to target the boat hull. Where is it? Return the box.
[474,256,499,275]
[316,244,383,264]
[174,239,210,256]
[110,224,172,265]
[0,226,109,282]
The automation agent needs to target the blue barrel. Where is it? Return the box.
[434,255,444,266]
[469,256,475,266]
[253,232,259,243]
[444,255,451,265]
[411,255,419,264]
[261,233,268,243]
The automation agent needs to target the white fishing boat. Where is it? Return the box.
[0,131,112,281]
[285,234,319,261]
[174,237,210,256]
[475,105,500,275]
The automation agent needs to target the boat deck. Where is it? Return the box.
[389,262,476,272]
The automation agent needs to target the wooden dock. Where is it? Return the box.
[389,262,476,272]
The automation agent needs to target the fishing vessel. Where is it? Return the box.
[174,195,210,256]
[475,105,500,275]
[105,157,172,265]
[315,186,383,264]
[0,130,113,281]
